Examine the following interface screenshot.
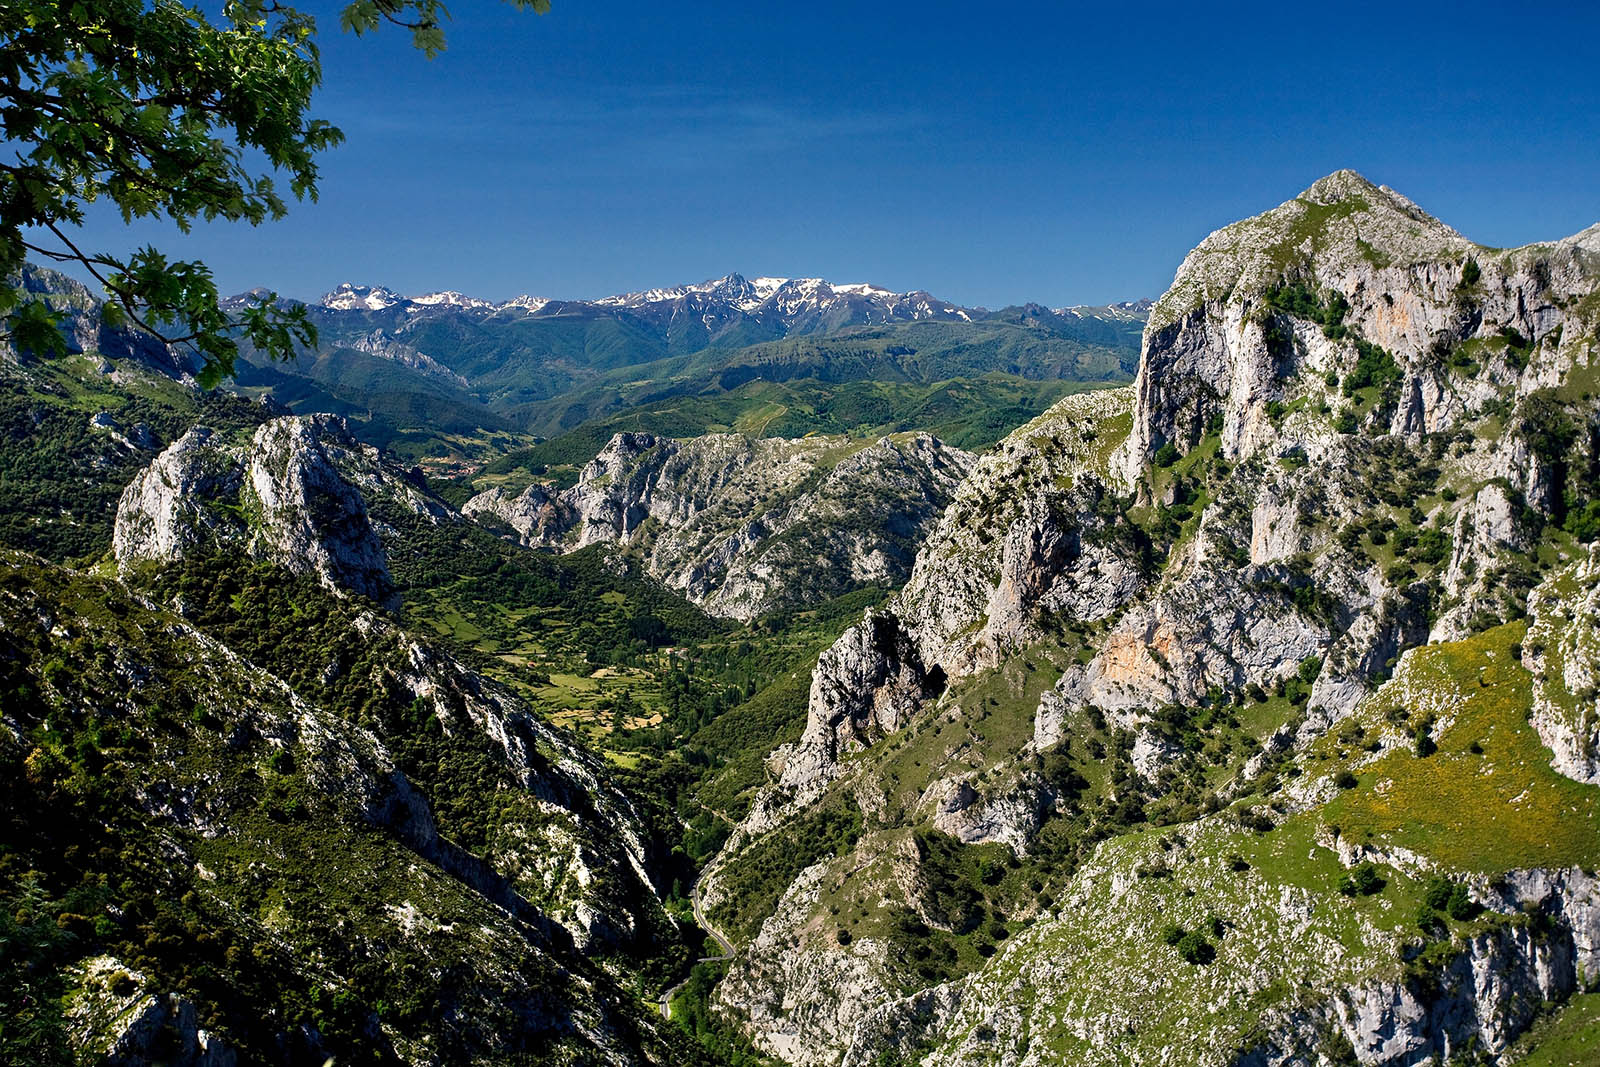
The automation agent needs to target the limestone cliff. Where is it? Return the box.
[464,430,974,621]
[114,413,448,606]
[705,172,1600,1067]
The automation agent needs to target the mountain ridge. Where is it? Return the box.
[697,169,1600,1066]
[7,169,1600,1067]
[309,272,1152,325]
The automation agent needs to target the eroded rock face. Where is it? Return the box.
[1524,544,1600,785]
[861,856,1600,1067]
[708,171,1600,1066]
[4,264,199,378]
[1120,172,1598,482]
[112,427,247,563]
[464,430,974,621]
[103,991,238,1067]
[114,414,448,606]
[1432,482,1530,641]
[244,417,395,604]
[756,610,947,822]
[712,860,902,1067]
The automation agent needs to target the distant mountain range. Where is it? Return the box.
[311,273,1151,336]
[222,273,1150,455]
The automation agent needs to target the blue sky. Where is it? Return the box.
[70,0,1600,308]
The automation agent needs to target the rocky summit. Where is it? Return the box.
[3,171,1600,1067]
[699,171,1600,1067]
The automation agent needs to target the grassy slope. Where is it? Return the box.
[1509,993,1600,1067]
[913,622,1600,1064]
[1314,622,1600,873]
[0,555,705,1067]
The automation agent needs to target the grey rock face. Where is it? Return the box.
[244,416,394,603]
[1524,543,1600,785]
[465,430,974,621]
[113,427,247,564]
[760,609,946,820]
[1121,171,1600,484]
[463,481,572,546]
[1239,867,1600,1067]
[711,857,903,1067]
[114,414,449,606]
[347,328,470,386]
[1432,482,1530,641]
[5,264,200,378]
[710,173,1600,1066]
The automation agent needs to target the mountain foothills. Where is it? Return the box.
[1,170,1598,1067]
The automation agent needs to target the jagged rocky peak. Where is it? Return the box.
[756,173,1600,832]
[743,386,1139,816]
[704,174,1600,1066]
[114,413,448,606]
[1121,169,1600,482]
[1147,169,1471,333]
[320,281,406,310]
[465,428,975,621]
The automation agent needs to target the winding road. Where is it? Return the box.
[658,877,735,1020]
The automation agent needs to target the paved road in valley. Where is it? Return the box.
[659,877,735,1020]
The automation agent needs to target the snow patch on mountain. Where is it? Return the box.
[499,294,552,313]
[321,283,405,311]
[410,291,496,309]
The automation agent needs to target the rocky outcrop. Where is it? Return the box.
[756,609,947,820]
[748,171,1600,827]
[708,172,1600,1066]
[1233,868,1600,1067]
[465,481,573,546]
[889,387,1141,675]
[1524,544,1600,785]
[347,328,470,386]
[114,414,450,606]
[465,430,974,621]
[112,427,250,563]
[860,858,1600,1067]
[103,992,238,1067]
[712,859,903,1067]
[242,417,395,603]
[1432,482,1531,640]
[4,263,199,378]
[1120,170,1599,482]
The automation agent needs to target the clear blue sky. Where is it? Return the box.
[71,0,1600,308]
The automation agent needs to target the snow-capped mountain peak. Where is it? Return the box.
[499,294,551,314]
[592,273,751,308]
[321,282,406,311]
[830,282,895,298]
[1051,298,1155,322]
[410,290,496,309]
